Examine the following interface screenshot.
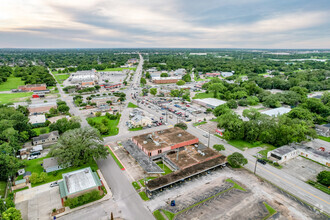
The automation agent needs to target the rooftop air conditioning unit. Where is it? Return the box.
[178,134,182,137]
[143,141,148,144]
[85,169,89,173]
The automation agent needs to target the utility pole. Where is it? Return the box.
[207,129,210,148]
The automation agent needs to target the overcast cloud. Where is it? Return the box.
[0,0,329,48]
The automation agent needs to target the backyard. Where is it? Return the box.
[0,92,33,104]
[32,127,50,135]
[87,116,120,136]
[24,156,99,187]
[0,75,25,91]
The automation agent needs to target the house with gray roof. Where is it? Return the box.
[43,157,63,173]
[32,131,59,146]
[315,124,330,137]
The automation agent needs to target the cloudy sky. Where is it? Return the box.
[0,0,330,48]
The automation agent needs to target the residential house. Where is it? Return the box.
[29,114,46,125]
[43,157,63,173]
[221,72,234,78]
[32,131,59,146]
[315,124,330,137]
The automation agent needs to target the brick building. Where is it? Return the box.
[28,102,57,114]
[152,76,181,84]
[102,83,122,89]
[132,127,199,157]
[18,84,47,91]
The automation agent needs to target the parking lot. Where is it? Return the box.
[15,183,62,220]
[281,156,330,182]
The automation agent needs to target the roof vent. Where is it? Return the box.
[85,169,89,173]
[178,133,182,137]
[143,141,148,144]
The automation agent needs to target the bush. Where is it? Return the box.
[95,112,102,117]
[317,170,330,187]
[227,100,238,109]
[64,190,102,208]
[238,99,248,106]
[174,122,188,130]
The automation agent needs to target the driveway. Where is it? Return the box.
[15,183,62,220]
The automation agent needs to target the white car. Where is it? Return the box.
[50,181,59,187]
[28,155,38,160]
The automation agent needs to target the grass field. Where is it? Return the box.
[153,210,166,220]
[156,161,173,175]
[132,181,141,190]
[139,191,150,201]
[54,74,70,84]
[263,202,277,220]
[25,157,99,187]
[13,186,29,194]
[107,147,124,169]
[192,92,214,99]
[226,178,246,191]
[0,181,7,198]
[98,67,136,72]
[193,121,207,126]
[138,177,157,187]
[32,127,50,135]
[318,136,330,142]
[0,92,33,104]
[227,140,263,151]
[127,102,138,108]
[258,145,277,157]
[87,116,120,136]
[129,127,143,131]
[0,75,25,91]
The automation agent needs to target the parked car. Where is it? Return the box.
[203,134,209,138]
[28,155,38,160]
[257,159,267,165]
[50,181,59,187]
[162,113,166,115]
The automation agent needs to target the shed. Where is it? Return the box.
[43,157,63,173]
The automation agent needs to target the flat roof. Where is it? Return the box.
[262,107,291,117]
[269,145,296,156]
[194,98,226,107]
[62,167,101,195]
[28,102,57,108]
[43,157,59,169]
[152,76,182,80]
[29,115,46,124]
[133,127,198,151]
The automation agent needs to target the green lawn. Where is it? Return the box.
[263,202,277,220]
[226,179,246,191]
[258,145,277,158]
[0,92,33,104]
[0,75,25,91]
[193,121,207,126]
[129,127,143,131]
[139,191,150,201]
[153,210,166,220]
[13,186,29,194]
[307,180,330,194]
[87,116,120,137]
[132,181,141,190]
[0,181,7,198]
[32,127,50,135]
[227,140,263,151]
[127,102,138,108]
[107,148,124,169]
[318,136,330,142]
[98,67,136,72]
[24,157,99,187]
[54,74,70,84]
[138,177,157,187]
[156,161,172,175]
[192,92,214,99]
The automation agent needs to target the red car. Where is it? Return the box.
[186,104,190,107]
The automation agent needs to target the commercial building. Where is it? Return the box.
[59,167,102,199]
[315,124,330,137]
[130,115,152,127]
[69,70,98,84]
[193,98,226,109]
[132,127,199,157]
[29,114,46,125]
[152,76,181,84]
[267,144,330,166]
[102,83,122,89]
[261,107,291,117]
[221,72,234,77]
[18,84,47,91]
[28,102,57,114]
[43,157,63,173]
[91,96,117,107]
[32,131,59,146]
[206,72,221,77]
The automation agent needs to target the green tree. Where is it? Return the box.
[95,112,102,117]
[0,154,23,180]
[142,88,149,96]
[243,108,261,120]
[160,73,168,77]
[174,122,188,130]
[29,173,39,184]
[145,72,151,79]
[227,152,248,168]
[2,207,22,220]
[226,100,238,109]
[94,85,101,90]
[316,170,330,187]
[49,118,81,134]
[150,88,157,96]
[50,127,108,168]
[58,104,69,113]
[140,77,147,85]
[213,144,225,151]
[176,80,186,86]
[49,107,58,115]
[213,104,230,117]
[182,74,191,82]
[209,83,225,98]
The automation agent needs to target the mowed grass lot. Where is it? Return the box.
[156,161,173,175]
[0,92,33,104]
[98,67,136,72]
[127,102,138,108]
[0,181,7,198]
[318,136,330,142]
[0,75,25,91]
[32,127,50,135]
[228,140,267,151]
[87,116,120,136]
[193,92,214,99]
[25,157,99,187]
[54,74,70,84]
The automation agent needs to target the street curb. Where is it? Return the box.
[107,145,126,170]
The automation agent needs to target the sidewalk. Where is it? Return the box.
[54,169,113,219]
